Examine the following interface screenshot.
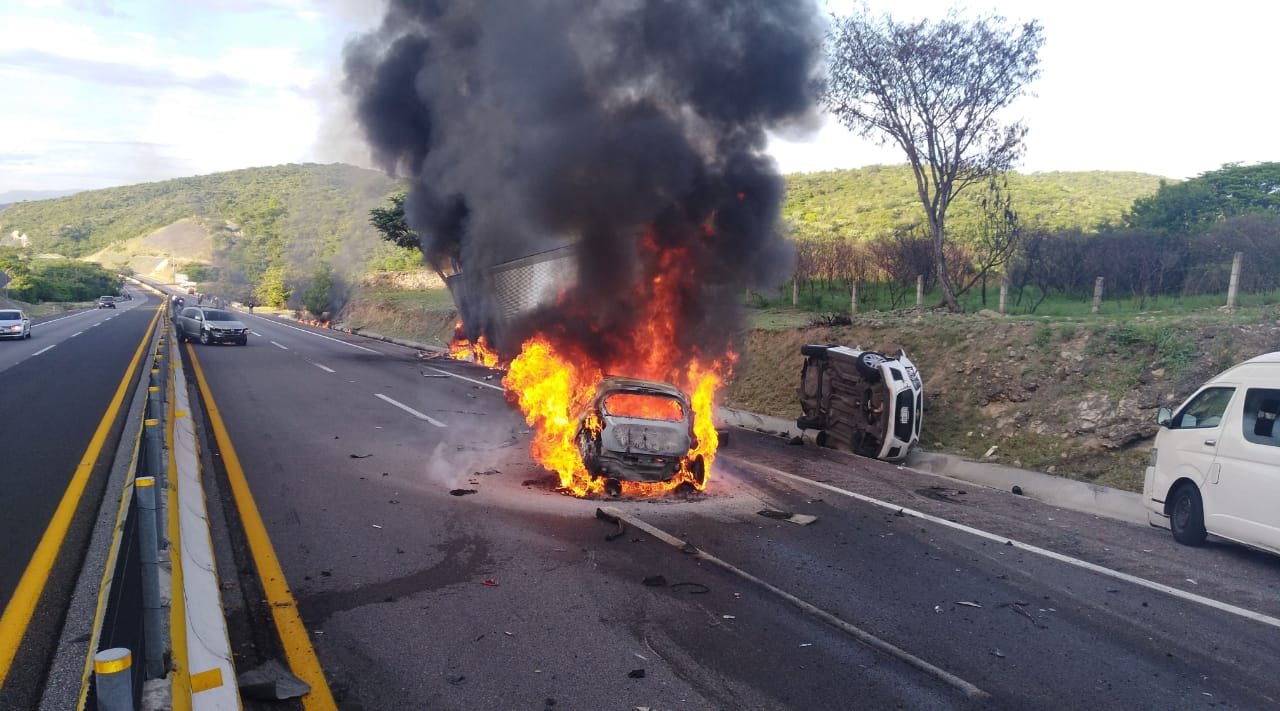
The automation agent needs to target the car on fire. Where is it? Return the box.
[796,345,923,462]
[0,309,32,340]
[574,376,705,494]
[176,307,249,345]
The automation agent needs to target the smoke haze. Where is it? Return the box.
[343,0,824,359]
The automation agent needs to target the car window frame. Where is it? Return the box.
[1171,386,1236,430]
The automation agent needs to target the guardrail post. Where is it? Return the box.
[135,477,165,679]
[143,419,167,551]
[93,648,134,711]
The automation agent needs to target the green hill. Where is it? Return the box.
[0,163,412,293]
[783,165,1169,243]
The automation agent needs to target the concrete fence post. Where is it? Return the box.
[93,648,134,711]
[850,282,858,317]
[916,275,924,308]
[1091,276,1104,315]
[135,477,165,679]
[1226,251,1243,309]
[792,278,799,308]
[999,280,1009,315]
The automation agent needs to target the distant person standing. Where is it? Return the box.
[248,300,255,313]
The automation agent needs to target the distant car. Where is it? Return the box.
[796,345,923,462]
[0,309,32,340]
[97,296,117,309]
[574,376,705,495]
[175,307,248,346]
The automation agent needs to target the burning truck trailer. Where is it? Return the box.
[443,242,721,499]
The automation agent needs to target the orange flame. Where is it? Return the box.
[497,231,734,498]
[448,322,502,367]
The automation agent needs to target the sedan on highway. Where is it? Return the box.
[574,376,705,495]
[0,309,32,340]
[176,307,249,345]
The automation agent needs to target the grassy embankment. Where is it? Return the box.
[340,274,1280,492]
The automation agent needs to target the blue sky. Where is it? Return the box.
[2,0,1278,193]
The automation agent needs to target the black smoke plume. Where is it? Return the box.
[343,0,824,361]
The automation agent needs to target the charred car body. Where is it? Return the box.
[574,376,705,494]
[797,345,923,462]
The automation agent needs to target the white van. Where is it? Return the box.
[1144,351,1280,555]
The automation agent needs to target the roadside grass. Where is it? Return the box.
[753,279,1280,319]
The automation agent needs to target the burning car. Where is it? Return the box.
[796,345,923,462]
[573,376,706,496]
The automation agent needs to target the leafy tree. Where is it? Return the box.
[369,193,420,250]
[255,265,291,308]
[302,265,336,317]
[825,5,1044,311]
[1127,162,1280,233]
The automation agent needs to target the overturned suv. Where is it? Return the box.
[797,345,923,462]
[574,376,706,495]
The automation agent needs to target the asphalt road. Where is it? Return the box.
[0,295,156,708]
[181,313,1280,710]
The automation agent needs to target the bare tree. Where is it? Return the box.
[825,5,1044,311]
[951,177,1023,302]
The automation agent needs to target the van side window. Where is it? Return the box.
[1172,387,1235,429]
[1242,388,1280,447]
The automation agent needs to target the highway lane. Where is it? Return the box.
[0,294,157,707]
[185,316,1280,709]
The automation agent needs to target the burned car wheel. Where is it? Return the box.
[800,344,834,357]
[687,455,706,485]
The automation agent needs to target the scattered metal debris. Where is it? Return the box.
[627,669,645,679]
[955,601,982,609]
[595,508,627,541]
[757,509,817,526]
[350,453,372,459]
[450,489,478,496]
[481,579,499,587]
[447,675,466,685]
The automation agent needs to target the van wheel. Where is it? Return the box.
[1170,484,1207,546]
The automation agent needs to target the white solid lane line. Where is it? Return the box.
[374,393,447,427]
[728,456,1280,632]
[600,506,988,700]
[421,365,505,392]
[254,316,379,353]
[311,362,335,373]
[271,341,289,350]
[32,345,56,356]
[71,331,83,337]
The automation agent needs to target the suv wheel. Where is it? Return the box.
[200,330,212,345]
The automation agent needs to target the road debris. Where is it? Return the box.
[237,659,311,701]
[669,582,709,595]
[447,675,466,685]
[628,669,646,679]
[992,649,1006,659]
[595,508,628,541]
[722,615,736,620]
[1011,485,1024,495]
[643,575,668,587]
[350,453,372,459]
[450,489,478,496]
[481,579,499,587]
[372,524,382,529]
[955,601,983,609]
[757,509,818,526]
